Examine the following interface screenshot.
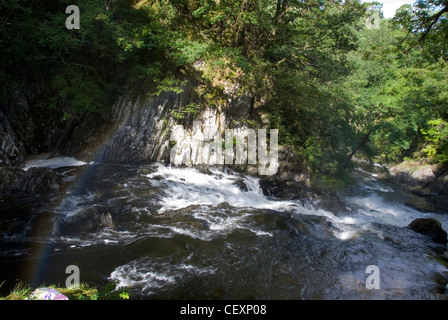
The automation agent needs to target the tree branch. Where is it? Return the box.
[409,4,448,50]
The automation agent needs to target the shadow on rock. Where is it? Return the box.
[408,218,447,246]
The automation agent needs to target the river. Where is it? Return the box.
[0,160,447,299]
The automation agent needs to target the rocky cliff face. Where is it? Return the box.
[0,110,25,166]
[60,81,265,169]
[0,77,312,199]
[0,85,64,167]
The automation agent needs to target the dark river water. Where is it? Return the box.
[1,160,447,299]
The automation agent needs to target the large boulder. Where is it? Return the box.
[385,161,448,196]
[0,167,22,192]
[257,145,315,201]
[259,179,309,200]
[0,166,60,197]
[408,218,447,245]
[19,167,60,195]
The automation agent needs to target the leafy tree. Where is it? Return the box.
[343,1,448,166]
[421,119,448,162]
[393,0,448,61]
[2,0,446,186]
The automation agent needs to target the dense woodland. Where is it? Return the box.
[1,0,447,187]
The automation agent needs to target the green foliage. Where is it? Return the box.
[150,76,188,97]
[55,283,99,300]
[0,281,130,300]
[2,0,447,187]
[0,282,31,300]
[343,7,448,165]
[0,0,173,116]
[421,119,448,163]
[232,119,258,128]
[96,280,130,300]
[170,102,201,120]
[392,0,448,62]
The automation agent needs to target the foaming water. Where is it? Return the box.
[147,165,297,213]
[0,163,447,299]
[340,168,448,230]
[145,164,358,240]
[22,153,88,171]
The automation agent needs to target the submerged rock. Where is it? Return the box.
[60,205,116,235]
[233,178,249,192]
[408,218,447,245]
[0,167,22,192]
[316,192,348,215]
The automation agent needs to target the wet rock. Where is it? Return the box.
[19,167,60,194]
[62,89,192,164]
[405,193,448,214]
[0,129,25,166]
[27,211,60,238]
[388,161,435,186]
[60,205,116,235]
[0,167,22,192]
[0,109,26,166]
[151,174,165,181]
[316,193,348,215]
[408,218,447,245]
[254,145,317,201]
[0,166,60,197]
[259,178,314,201]
[384,161,448,196]
[233,179,248,192]
[137,168,151,175]
[196,165,214,175]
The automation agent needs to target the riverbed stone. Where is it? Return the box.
[408,218,447,245]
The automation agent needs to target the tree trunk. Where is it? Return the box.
[274,0,288,24]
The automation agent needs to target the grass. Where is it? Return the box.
[0,281,130,300]
[0,282,32,300]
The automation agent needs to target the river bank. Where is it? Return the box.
[377,160,448,214]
